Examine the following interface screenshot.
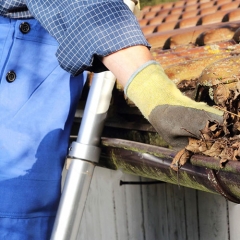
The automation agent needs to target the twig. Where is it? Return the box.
[181,127,199,138]
[213,106,240,118]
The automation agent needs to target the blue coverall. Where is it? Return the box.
[0,16,84,239]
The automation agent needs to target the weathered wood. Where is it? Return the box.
[197,191,229,240]
[124,174,145,240]
[140,177,169,240]
[165,184,187,240]
[63,165,238,240]
[77,167,146,240]
[228,201,240,240]
[184,188,200,240]
[79,167,117,240]
[111,170,129,240]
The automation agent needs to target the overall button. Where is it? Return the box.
[6,71,16,82]
[19,22,30,34]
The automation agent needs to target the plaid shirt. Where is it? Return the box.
[0,0,149,75]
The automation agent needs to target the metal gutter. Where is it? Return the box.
[99,138,240,203]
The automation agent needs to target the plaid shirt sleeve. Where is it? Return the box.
[24,0,150,75]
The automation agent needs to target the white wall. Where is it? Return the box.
[73,166,240,240]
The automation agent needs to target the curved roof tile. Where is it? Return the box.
[140,0,240,50]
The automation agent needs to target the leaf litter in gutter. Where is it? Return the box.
[171,80,240,171]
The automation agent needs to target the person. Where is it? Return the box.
[0,0,223,239]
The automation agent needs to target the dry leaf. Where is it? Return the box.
[175,77,240,169]
[233,148,240,161]
[185,138,202,153]
[219,147,234,167]
[170,148,192,171]
[202,140,224,157]
[213,84,230,106]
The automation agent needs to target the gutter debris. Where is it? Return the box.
[171,68,240,171]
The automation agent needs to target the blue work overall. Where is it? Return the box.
[0,16,84,239]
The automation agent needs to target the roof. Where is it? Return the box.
[138,0,240,92]
[74,0,240,203]
[139,0,240,48]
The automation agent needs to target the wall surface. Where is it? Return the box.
[73,167,240,240]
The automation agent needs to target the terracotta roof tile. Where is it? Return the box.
[141,25,157,35]
[223,9,240,22]
[138,18,149,27]
[198,1,216,9]
[184,0,198,5]
[198,10,231,25]
[143,10,159,19]
[170,6,183,15]
[195,27,237,45]
[148,15,166,25]
[141,9,169,20]
[173,1,186,8]
[156,8,171,16]
[198,6,219,15]
[141,5,151,12]
[162,1,176,9]
[134,0,240,110]
[184,4,198,12]
[215,0,234,6]
[218,1,240,11]
[146,21,240,49]
[149,3,162,11]
[163,13,181,23]
[155,21,177,31]
[176,16,200,29]
[162,26,208,48]
[181,9,199,19]
[199,0,214,3]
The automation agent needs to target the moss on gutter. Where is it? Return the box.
[103,126,169,148]
[225,183,240,199]
[108,148,215,194]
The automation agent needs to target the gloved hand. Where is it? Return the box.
[124,60,224,150]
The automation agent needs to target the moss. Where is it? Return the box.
[223,183,240,200]
[146,132,169,148]
[204,45,220,54]
[190,157,221,171]
[123,131,169,148]
[109,149,215,194]
[177,171,213,193]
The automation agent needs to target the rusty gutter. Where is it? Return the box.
[99,138,240,203]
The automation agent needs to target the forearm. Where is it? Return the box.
[102,45,153,87]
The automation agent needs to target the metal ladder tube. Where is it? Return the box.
[50,1,136,239]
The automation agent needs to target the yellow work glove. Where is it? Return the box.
[124,61,224,150]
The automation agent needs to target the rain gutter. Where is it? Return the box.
[99,138,240,203]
